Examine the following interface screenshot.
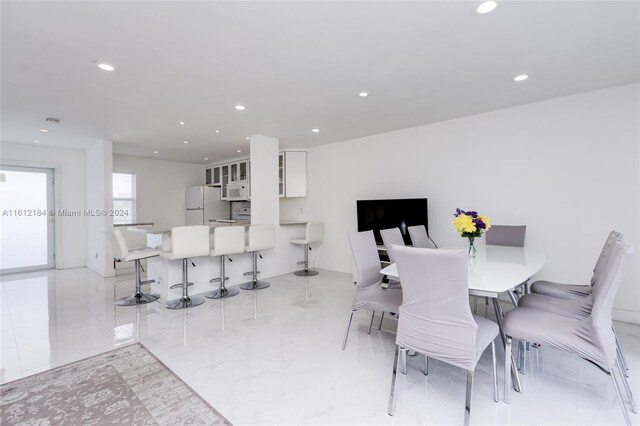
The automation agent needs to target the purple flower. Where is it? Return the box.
[473,218,486,229]
[467,211,478,218]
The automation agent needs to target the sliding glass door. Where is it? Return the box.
[0,165,55,274]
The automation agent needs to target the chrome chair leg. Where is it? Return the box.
[294,244,319,276]
[388,344,402,416]
[401,347,408,375]
[424,355,429,375]
[491,341,498,402]
[341,311,355,350]
[611,366,632,426]
[165,258,205,309]
[614,327,630,377]
[206,255,239,299]
[240,251,270,290]
[378,312,385,330]
[504,337,512,404]
[116,259,160,306]
[464,370,474,426]
[368,311,376,334]
[617,359,637,413]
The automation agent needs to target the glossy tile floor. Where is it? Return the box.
[1,267,639,425]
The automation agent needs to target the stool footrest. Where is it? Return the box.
[170,282,193,289]
[296,261,306,265]
[140,279,155,285]
[243,271,260,276]
[209,277,229,283]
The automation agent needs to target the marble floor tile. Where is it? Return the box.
[0,267,638,425]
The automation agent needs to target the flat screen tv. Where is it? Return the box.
[357,198,429,245]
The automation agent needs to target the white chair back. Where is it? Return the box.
[348,230,383,288]
[247,224,275,252]
[171,226,210,259]
[407,225,433,249]
[108,228,129,260]
[486,225,526,247]
[306,221,324,244]
[213,226,246,255]
[393,246,479,370]
[380,227,405,263]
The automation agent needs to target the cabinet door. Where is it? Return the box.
[278,153,285,197]
[212,166,221,186]
[205,168,212,185]
[230,163,238,182]
[284,152,307,197]
[221,164,229,199]
[239,161,248,181]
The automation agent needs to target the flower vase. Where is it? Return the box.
[468,237,477,258]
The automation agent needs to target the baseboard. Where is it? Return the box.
[613,308,640,325]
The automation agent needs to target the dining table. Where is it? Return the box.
[380,244,546,394]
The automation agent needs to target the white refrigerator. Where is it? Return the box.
[185,186,229,225]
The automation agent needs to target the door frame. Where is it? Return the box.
[0,164,56,274]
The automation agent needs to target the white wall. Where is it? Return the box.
[85,141,113,277]
[286,83,640,323]
[0,142,86,269]
[113,155,204,229]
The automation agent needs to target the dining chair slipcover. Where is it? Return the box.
[530,231,623,299]
[504,241,633,371]
[407,225,435,249]
[393,246,499,370]
[485,225,527,248]
[348,230,403,313]
[380,227,405,264]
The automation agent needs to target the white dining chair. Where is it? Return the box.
[388,246,499,426]
[407,225,436,249]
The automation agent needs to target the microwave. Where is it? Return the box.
[227,182,249,201]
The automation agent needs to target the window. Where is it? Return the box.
[112,173,136,224]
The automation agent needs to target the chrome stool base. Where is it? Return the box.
[239,280,270,290]
[165,295,205,310]
[116,292,160,306]
[294,269,319,277]
[205,287,240,299]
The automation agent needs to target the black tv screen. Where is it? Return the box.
[357,198,429,245]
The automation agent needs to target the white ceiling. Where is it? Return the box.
[1,1,638,164]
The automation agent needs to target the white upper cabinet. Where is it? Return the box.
[280,151,307,198]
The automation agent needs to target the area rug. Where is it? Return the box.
[0,343,231,425]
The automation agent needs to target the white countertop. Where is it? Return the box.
[128,220,251,234]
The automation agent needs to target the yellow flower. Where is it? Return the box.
[478,215,491,230]
[452,214,476,233]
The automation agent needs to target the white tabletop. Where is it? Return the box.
[380,245,546,297]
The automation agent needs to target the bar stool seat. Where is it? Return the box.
[240,224,275,290]
[290,221,323,276]
[160,226,209,310]
[206,226,246,299]
[108,228,161,306]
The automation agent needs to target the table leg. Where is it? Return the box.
[492,297,523,393]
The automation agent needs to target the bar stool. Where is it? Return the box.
[160,226,209,310]
[206,226,246,299]
[108,228,160,306]
[290,221,324,276]
[240,224,276,290]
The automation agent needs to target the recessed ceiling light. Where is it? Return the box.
[359,92,369,97]
[246,137,250,140]
[514,74,529,82]
[235,105,246,111]
[33,140,41,143]
[237,150,242,153]
[179,121,185,125]
[477,1,498,14]
[153,151,159,154]
[204,157,209,160]
[96,62,115,71]
[312,128,320,133]
[39,128,49,133]
[183,140,189,144]
[215,130,220,133]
